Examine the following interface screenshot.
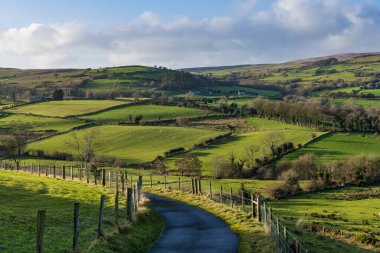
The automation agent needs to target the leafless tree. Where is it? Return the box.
[66,129,99,171]
[0,135,27,165]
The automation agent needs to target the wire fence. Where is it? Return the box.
[143,174,310,253]
[0,161,309,253]
[0,162,144,253]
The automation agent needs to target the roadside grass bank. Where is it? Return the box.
[92,198,164,253]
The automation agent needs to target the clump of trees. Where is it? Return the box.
[246,97,380,132]
[174,154,201,176]
[52,89,64,100]
[269,153,380,199]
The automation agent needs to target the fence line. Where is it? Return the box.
[147,175,310,253]
[0,162,144,253]
[0,161,309,253]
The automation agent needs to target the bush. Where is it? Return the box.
[356,233,378,246]
[303,180,326,192]
[268,184,291,200]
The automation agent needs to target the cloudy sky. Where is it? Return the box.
[0,0,379,69]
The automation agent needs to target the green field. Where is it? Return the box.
[28,125,222,163]
[315,88,380,98]
[333,98,380,108]
[6,100,127,117]
[271,186,380,252]
[0,115,84,133]
[166,118,325,175]
[284,132,380,162]
[0,170,117,252]
[80,104,214,123]
[205,86,280,97]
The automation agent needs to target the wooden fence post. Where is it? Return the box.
[116,171,119,192]
[73,203,80,253]
[284,226,288,253]
[31,163,34,174]
[53,166,56,178]
[98,195,105,238]
[220,185,223,203]
[121,172,125,193]
[16,161,19,171]
[36,210,46,253]
[198,178,202,195]
[251,194,255,218]
[209,181,212,200]
[230,188,233,207]
[178,177,181,191]
[115,191,119,228]
[164,175,167,189]
[150,175,153,187]
[126,188,132,222]
[241,191,245,210]
[194,179,198,195]
[62,165,66,180]
[38,164,41,176]
[45,166,48,177]
[109,170,112,188]
[191,178,195,194]
[133,185,137,211]
[276,218,280,248]
[257,196,261,222]
[138,175,142,200]
[102,169,106,187]
[71,166,74,180]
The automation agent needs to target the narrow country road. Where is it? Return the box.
[147,194,239,253]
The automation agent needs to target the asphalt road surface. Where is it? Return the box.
[147,194,239,253]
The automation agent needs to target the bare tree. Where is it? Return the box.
[0,135,27,165]
[175,154,201,176]
[66,129,99,171]
[153,159,167,175]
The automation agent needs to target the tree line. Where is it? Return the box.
[245,96,380,132]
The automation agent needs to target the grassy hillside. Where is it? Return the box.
[0,114,84,133]
[166,118,325,175]
[28,125,222,164]
[0,170,116,252]
[333,98,380,108]
[6,100,127,117]
[283,132,380,162]
[80,104,214,123]
[271,186,380,252]
[188,54,380,92]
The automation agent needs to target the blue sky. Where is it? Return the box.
[0,0,380,68]
[0,0,272,27]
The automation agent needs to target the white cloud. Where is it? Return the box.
[0,0,379,68]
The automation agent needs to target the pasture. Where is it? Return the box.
[6,100,127,117]
[284,132,380,162]
[27,125,222,164]
[166,118,324,175]
[271,186,380,252]
[333,98,380,108]
[80,104,213,122]
[0,114,84,133]
[0,170,116,252]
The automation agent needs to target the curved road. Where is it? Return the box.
[147,194,239,253]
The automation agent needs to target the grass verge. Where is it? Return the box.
[92,198,164,253]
